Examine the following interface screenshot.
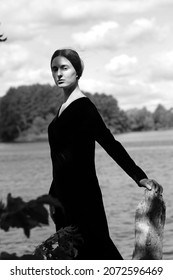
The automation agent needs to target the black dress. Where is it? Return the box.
[48,97,147,259]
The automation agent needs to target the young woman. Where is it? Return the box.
[48,48,158,260]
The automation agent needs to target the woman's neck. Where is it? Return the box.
[62,83,82,103]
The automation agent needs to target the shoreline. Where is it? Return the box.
[0,128,173,144]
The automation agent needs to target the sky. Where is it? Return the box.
[1,0,173,111]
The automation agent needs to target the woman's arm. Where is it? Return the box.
[88,101,148,186]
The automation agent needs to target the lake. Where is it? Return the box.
[0,130,173,259]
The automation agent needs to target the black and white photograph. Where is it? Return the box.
[0,0,173,265]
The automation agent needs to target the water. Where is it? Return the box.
[0,130,173,259]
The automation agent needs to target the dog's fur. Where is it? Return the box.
[132,181,166,259]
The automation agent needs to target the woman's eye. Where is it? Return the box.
[52,66,58,72]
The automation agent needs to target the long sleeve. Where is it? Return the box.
[88,101,148,185]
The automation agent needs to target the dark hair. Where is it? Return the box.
[50,49,84,79]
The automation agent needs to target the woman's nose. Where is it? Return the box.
[57,68,62,77]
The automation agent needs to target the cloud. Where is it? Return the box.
[148,51,173,82]
[79,76,161,110]
[124,18,169,44]
[0,44,29,74]
[105,54,138,76]
[2,0,173,29]
[58,0,173,22]
[79,78,115,94]
[0,40,51,96]
[72,18,168,50]
[1,0,65,42]
[1,0,173,111]
[72,21,119,49]
[16,68,51,84]
[1,0,171,45]
[4,25,40,43]
[80,75,173,111]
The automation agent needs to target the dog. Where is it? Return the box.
[132,180,166,259]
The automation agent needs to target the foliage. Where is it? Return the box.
[0,193,83,260]
[0,193,61,238]
[0,32,7,42]
[0,225,83,260]
[89,92,129,133]
[126,107,155,131]
[34,226,84,260]
[126,105,173,132]
[0,84,63,141]
[153,104,173,130]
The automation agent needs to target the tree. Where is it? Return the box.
[126,107,154,131]
[89,92,129,133]
[153,104,169,129]
[0,84,62,141]
[167,108,173,128]
[0,88,28,141]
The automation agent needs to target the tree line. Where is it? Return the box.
[0,84,173,142]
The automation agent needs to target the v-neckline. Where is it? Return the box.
[57,96,88,118]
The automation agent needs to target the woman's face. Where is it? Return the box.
[51,56,77,88]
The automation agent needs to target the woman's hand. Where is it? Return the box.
[139,178,163,193]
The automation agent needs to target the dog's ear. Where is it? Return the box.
[151,179,163,194]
